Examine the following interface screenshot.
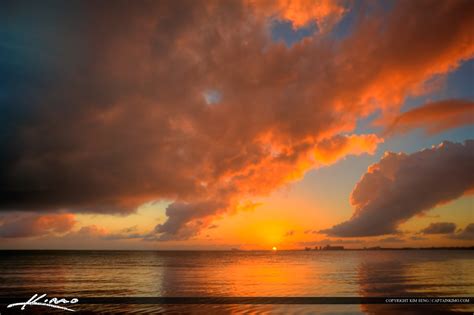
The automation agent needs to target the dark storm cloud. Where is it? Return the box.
[449,223,474,240]
[153,200,228,240]
[322,140,474,237]
[420,222,457,234]
[0,213,76,238]
[0,0,473,240]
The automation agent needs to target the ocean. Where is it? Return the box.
[0,250,472,314]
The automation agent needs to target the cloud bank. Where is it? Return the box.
[420,222,457,234]
[322,140,474,237]
[0,213,75,238]
[450,223,474,240]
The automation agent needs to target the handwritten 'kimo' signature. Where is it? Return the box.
[7,293,79,312]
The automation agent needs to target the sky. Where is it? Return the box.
[0,0,473,250]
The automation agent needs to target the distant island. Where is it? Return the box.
[303,245,474,251]
[305,245,345,251]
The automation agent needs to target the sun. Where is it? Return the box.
[272,246,277,251]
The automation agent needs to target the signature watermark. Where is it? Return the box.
[7,293,79,312]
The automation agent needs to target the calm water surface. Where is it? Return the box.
[0,250,472,314]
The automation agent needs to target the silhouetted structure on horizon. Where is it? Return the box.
[322,245,344,250]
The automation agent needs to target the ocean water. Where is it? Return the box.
[0,250,472,314]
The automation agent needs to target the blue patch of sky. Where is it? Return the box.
[353,107,383,135]
[270,19,318,47]
[328,0,395,41]
[381,125,474,156]
[327,1,358,40]
[203,89,222,105]
[402,59,474,112]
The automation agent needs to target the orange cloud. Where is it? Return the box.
[314,134,382,165]
[385,99,474,135]
[248,0,347,30]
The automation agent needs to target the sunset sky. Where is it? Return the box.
[0,0,473,250]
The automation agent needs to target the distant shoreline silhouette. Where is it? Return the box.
[301,246,474,251]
